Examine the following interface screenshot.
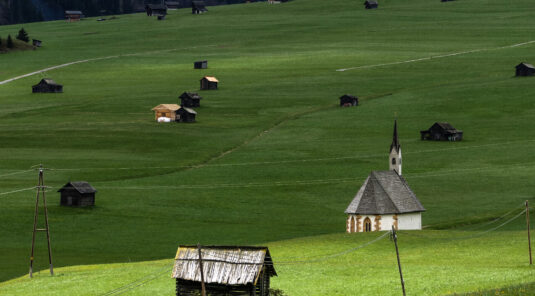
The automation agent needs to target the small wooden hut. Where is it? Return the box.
[32,79,63,93]
[58,181,97,207]
[364,1,378,9]
[192,1,208,14]
[441,0,455,2]
[179,92,202,108]
[200,76,218,90]
[515,62,535,77]
[176,107,197,122]
[420,122,463,141]
[340,94,358,107]
[146,4,167,16]
[165,1,180,9]
[152,104,181,121]
[172,245,277,296]
[32,39,42,47]
[65,11,83,22]
[194,60,208,69]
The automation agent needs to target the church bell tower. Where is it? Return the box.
[389,120,402,175]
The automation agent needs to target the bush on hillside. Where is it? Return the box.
[7,35,13,48]
[269,288,288,296]
[16,28,29,42]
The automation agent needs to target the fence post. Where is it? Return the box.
[392,226,406,296]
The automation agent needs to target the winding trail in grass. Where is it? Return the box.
[0,44,217,86]
[336,39,535,72]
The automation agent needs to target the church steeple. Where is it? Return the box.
[389,120,402,175]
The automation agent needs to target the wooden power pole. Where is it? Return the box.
[392,226,406,296]
[197,244,206,296]
[527,200,532,265]
[29,165,53,278]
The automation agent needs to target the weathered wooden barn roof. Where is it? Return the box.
[427,122,462,133]
[180,107,197,115]
[516,62,535,69]
[202,76,219,82]
[57,181,97,194]
[152,104,180,111]
[345,170,425,215]
[65,11,83,15]
[172,246,276,285]
[39,78,61,86]
[179,92,202,100]
[193,1,208,10]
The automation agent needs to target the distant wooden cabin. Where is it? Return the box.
[65,10,83,22]
[165,1,180,9]
[515,62,535,77]
[172,245,277,296]
[176,107,197,122]
[194,60,208,69]
[152,104,181,121]
[340,94,358,107]
[32,39,42,47]
[420,122,463,141]
[146,4,167,16]
[32,79,63,93]
[58,181,97,207]
[441,0,455,2]
[192,1,208,14]
[179,92,202,108]
[364,1,378,9]
[200,76,218,90]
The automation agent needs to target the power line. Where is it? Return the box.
[0,187,36,196]
[99,264,172,296]
[0,169,34,178]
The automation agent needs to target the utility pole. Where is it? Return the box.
[527,200,532,265]
[29,165,53,278]
[392,226,406,296]
[197,244,206,296]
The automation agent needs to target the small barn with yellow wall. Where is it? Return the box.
[152,104,181,121]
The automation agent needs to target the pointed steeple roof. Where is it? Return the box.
[390,120,400,153]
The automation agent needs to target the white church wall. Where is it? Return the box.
[398,212,422,230]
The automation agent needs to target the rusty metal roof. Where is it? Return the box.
[172,246,276,285]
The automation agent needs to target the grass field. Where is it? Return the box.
[0,0,534,294]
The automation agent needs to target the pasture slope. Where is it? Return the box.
[0,0,534,294]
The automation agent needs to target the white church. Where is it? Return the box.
[345,121,425,232]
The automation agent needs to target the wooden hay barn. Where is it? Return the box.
[65,11,83,22]
[340,94,358,107]
[146,4,168,16]
[32,79,63,93]
[364,0,378,9]
[152,104,181,121]
[165,1,180,9]
[194,60,208,69]
[515,62,535,77]
[58,181,97,207]
[420,122,463,141]
[192,1,208,14]
[172,245,277,296]
[200,76,218,90]
[32,39,42,47]
[176,107,197,123]
[179,92,202,108]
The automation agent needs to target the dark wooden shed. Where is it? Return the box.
[172,245,277,296]
[192,1,208,14]
[32,79,63,93]
[200,76,218,90]
[441,0,455,2]
[176,107,197,123]
[420,122,463,141]
[146,4,167,16]
[364,1,378,9]
[194,60,208,69]
[515,62,535,77]
[165,1,180,9]
[340,94,358,107]
[32,39,42,47]
[65,11,83,22]
[179,92,202,108]
[58,181,97,207]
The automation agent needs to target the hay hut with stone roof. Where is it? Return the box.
[32,79,63,93]
[58,181,97,207]
[176,107,197,123]
[420,122,463,141]
[345,121,425,232]
[172,245,277,296]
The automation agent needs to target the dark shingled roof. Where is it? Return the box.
[57,181,97,194]
[179,92,202,100]
[345,171,425,215]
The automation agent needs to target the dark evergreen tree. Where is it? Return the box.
[17,28,29,43]
[7,34,13,48]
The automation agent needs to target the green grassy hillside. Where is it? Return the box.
[0,0,534,293]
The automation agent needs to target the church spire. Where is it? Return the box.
[389,120,402,175]
[390,120,400,153]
